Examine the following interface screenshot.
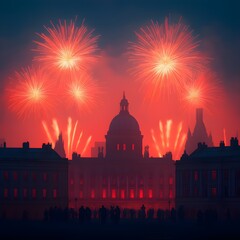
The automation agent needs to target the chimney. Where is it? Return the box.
[196,108,203,123]
[230,137,239,147]
[3,142,6,148]
[22,142,29,149]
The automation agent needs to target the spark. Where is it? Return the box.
[7,67,53,118]
[34,19,99,73]
[151,119,186,159]
[128,17,205,99]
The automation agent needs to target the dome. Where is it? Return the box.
[107,92,141,135]
[108,112,141,135]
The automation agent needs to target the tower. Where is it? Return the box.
[105,93,143,159]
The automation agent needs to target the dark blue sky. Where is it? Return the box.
[0,0,240,88]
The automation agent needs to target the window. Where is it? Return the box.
[91,189,95,199]
[194,186,198,197]
[32,188,37,199]
[3,171,8,181]
[102,189,107,199]
[70,178,74,185]
[4,188,8,199]
[120,189,125,199]
[159,177,163,185]
[13,188,18,199]
[211,187,217,197]
[53,189,57,199]
[169,177,173,185]
[139,189,144,199]
[148,189,153,199]
[132,144,135,150]
[102,176,107,185]
[13,171,18,181]
[194,171,198,181]
[111,189,116,199]
[139,176,144,186]
[79,176,84,185]
[123,144,126,151]
[42,189,47,199]
[212,170,217,181]
[130,189,134,199]
[117,144,120,151]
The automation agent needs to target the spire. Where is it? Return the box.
[120,91,129,113]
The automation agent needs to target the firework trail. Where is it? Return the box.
[151,119,187,159]
[42,117,92,158]
[33,19,99,74]
[129,17,205,99]
[7,67,53,118]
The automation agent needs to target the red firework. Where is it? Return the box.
[7,67,54,118]
[65,73,100,112]
[33,19,99,74]
[182,71,223,111]
[129,17,205,98]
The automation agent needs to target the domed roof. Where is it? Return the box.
[107,93,141,135]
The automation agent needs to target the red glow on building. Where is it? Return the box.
[91,189,95,199]
[139,189,144,198]
[120,189,125,199]
[111,189,117,199]
[148,189,153,199]
[102,189,107,199]
[130,189,135,199]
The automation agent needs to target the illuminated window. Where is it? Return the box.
[139,177,144,185]
[169,189,173,199]
[23,188,27,199]
[3,171,9,181]
[91,189,95,199]
[13,188,18,199]
[53,189,57,199]
[212,170,217,181]
[4,188,8,198]
[102,189,107,199]
[117,144,120,151]
[148,189,153,199]
[102,176,107,185]
[123,144,126,151]
[169,177,173,185]
[43,173,47,182]
[139,189,144,199]
[211,187,217,197]
[130,189,134,199]
[111,189,116,199]
[194,171,198,181]
[120,189,125,199]
[13,171,18,181]
[132,144,135,150]
[70,178,74,185]
[32,188,37,199]
[42,189,47,199]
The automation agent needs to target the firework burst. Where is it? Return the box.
[7,67,54,118]
[129,17,205,98]
[33,19,99,74]
[151,119,187,159]
[42,117,92,158]
[182,71,222,111]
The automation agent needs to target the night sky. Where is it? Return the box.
[0,0,240,158]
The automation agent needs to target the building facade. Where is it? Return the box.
[176,137,240,219]
[0,142,68,219]
[69,94,176,211]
